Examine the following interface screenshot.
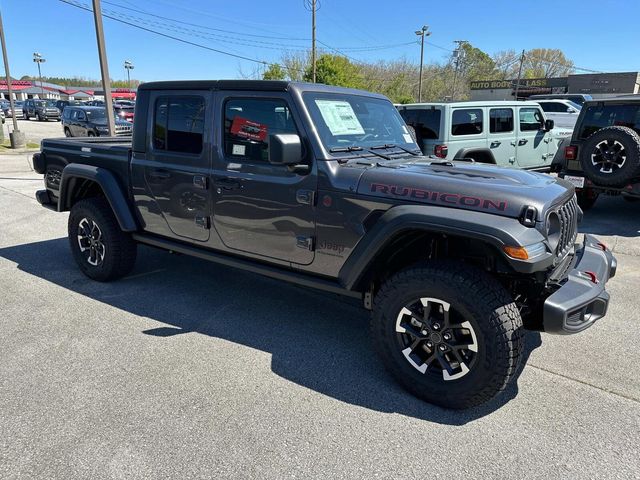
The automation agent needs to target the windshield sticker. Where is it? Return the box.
[314,100,365,136]
[230,117,268,142]
[403,134,413,143]
[232,144,246,156]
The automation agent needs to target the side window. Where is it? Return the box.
[489,108,513,133]
[519,108,544,131]
[153,95,205,154]
[224,98,297,162]
[451,108,483,136]
[76,110,86,121]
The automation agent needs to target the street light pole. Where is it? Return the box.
[124,60,134,88]
[311,0,316,82]
[92,0,116,136]
[33,52,46,98]
[415,25,430,102]
[0,9,25,147]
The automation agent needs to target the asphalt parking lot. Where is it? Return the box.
[2,118,64,145]
[0,152,638,479]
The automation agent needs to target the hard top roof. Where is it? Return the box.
[137,80,388,99]
[398,100,544,108]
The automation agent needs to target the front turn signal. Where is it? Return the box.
[503,246,529,260]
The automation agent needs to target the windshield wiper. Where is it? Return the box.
[329,146,363,153]
[371,143,421,156]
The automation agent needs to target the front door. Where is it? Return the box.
[131,91,211,242]
[488,107,516,167]
[516,106,548,169]
[212,94,316,265]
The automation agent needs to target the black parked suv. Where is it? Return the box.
[23,99,61,121]
[62,106,133,137]
[32,80,616,409]
[55,99,84,113]
[558,97,640,209]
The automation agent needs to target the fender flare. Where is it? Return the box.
[453,147,496,164]
[338,204,550,290]
[58,163,138,232]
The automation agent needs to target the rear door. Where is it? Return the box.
[488,107,516,166]
[131,90,212,242]
[516,106,548,168]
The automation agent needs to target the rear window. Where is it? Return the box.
[578,104,640,139]
[489,108,513,133]
[398,108,441,140]
[153,95,205,154]
[451,108,483,136]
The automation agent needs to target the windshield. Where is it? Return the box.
[45,100,57,107]
[303,92,418,153]
[567,100,582,110]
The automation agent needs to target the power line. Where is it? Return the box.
[57,0,307,74]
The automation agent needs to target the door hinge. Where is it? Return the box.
[193,175,209,190]
[195,215,211,229]
[296,235,314,251]
[296,189,315,205]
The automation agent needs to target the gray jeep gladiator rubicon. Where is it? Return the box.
[33,80,616,409]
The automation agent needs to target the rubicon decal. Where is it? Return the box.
[370,183,507,212]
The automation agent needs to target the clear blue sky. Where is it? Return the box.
[0,0,637,83]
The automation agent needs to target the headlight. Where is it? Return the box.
[503,242,548,260]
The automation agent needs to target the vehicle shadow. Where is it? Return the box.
[0,238,542,425]
[579,195,640,237]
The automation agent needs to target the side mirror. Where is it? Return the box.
[544,119,554,131]
[268,133,302,166]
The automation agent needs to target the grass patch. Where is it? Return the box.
[0,139,40,150]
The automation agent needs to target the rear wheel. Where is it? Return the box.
[371,262,523,409]
[68,197,137,281]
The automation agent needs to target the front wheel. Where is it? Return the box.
[68,197,137,281]
[371,262,523,409]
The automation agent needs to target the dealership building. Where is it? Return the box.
[470,71,640,101]
[0,79,137,102]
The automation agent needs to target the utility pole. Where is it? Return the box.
[415,25,430,102]
[514,49,526,100]
[451,40,467,101]
[33,52,45,98]
[92,0,116,136]
[311,0,316,82]
[0,9,25,147]
[124,59,134,88]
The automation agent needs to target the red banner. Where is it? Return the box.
[230,116,268,142]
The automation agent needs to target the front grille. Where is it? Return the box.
[555,195,579,258]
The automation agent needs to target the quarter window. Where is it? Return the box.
[153,95,205,154]
[489,108,513,133]
[224,98,297,162]
[519,108,544,131]
[451,109,483,136]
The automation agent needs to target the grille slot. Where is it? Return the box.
[555,195,579,258]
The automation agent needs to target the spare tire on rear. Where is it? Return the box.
[580,126,640,187]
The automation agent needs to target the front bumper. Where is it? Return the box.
[543,234,617,334]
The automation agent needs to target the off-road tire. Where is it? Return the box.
[576,188,598,211]
[371,261,523,409]
[68,197,137,281]
[580,126,640,187]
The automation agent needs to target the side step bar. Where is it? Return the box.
[132,233,360,299]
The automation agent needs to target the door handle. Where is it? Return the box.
[490,141,501,148]
[148,169,171,180]
[214,178,242,191]
[518,139,528,146]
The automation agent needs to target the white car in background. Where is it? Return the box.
[535,99,581,130]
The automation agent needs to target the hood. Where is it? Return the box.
[92,118,131,127]
[357,158,573,221]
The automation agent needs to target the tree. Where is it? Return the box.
[303,54,364,89]
[492,50,521,79]
[523,48,574,78]
[262,63,286,80]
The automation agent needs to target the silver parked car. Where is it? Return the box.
[536,99,581,130]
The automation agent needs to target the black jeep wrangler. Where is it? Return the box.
[559,96,640,209]
[32,80,616,409]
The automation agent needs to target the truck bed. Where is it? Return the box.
[37,137,133,201]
